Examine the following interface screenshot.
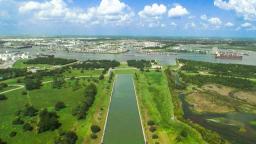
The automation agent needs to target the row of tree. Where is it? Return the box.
[72,60,120,69]
[25,56,77,65]
[178,59,256,78]
[72,83,97,119]
[180,73,256,90]
[127,60,152,69]
[0,68,27,81]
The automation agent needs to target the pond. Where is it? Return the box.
[103,74,145,144]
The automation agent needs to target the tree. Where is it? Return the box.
[52,75,65,89]
[24,75,42,90]
[147,120,155,126]
[23,104,38,117]
[91,125,101,133]
[0,83,8,90]
[0,94,7,101]
[99,74,104,80]
[91,133,98,139]
[23,123,33,131]
[12,117,24,125]
[9,131,17,137]
[55,131,78,144]
[55,101,66,111]
[85,83,97,98]
[38,109,61,133]
[0,138,6,144]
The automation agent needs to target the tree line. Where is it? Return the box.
[0,68,27,81]
[180,73,255,90]
[72,60,120,69]
[127,60,152,69]
[72,83,97,119]
[25,56,77,65]
[178,59,256,78]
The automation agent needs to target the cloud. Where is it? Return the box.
[208,17,222,26]
[170,22,177,26]
[18,0,134,25]
[97,0,127,15]
[241,22,252,28]
[225,22,234,27]
[240,22,256,30]
[185,22,196,29]
[214,0,256,21]
[200,14,208,20]
[168,4,189,17]
[138,3,166,18]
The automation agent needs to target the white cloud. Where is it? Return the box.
[97,0,127,15]
[185,22,196,29]
[170,22,177,26]
[241,22,252,28]
[214,0,256,21]
[138,3,166,18]
[240,22,256,30]
[225,22,234,27]
[208,17,222,26]
[168,4,189,17]
[19,0,134,25]
[200,14,208,20]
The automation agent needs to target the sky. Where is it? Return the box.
[0,0,256,37]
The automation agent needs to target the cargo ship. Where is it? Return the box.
[215,51,242,60]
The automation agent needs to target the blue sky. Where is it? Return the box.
[0,0,256,37]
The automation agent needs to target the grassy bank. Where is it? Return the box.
[135,70,205,144]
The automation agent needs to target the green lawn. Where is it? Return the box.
[13,59,53,69]
[135,70,205,144]
[0,70,111,144]
[63,69,103,77]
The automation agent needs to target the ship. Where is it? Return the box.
[215,51,242,60]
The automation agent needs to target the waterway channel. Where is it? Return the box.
[102,74,145,144]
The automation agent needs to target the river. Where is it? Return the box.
[1,47,256,66]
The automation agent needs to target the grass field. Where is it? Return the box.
[13,59,53,69]
[0,69,112,144]
[135,70,205,144]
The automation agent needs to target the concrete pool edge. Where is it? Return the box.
[100,76,116,144]
[101,74,147,144]
[132,78,147,144]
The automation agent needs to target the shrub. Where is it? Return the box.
[0,138,7,144]
[0,94,7,101]
[23,123,33,131]
[12,117,24,125]
[149,126,157,133]
[23,105,38,117]
[55,131,78,144]
[147,120,155,126]
[152,134,159,139]
[9,131,17,137]
[90,133,98,139]
[99,74,104,80]
[22,91,27,95]
[55,101,66,111]
[180,130,188,137]
[91,125,101,133]
[38,109,60,133]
